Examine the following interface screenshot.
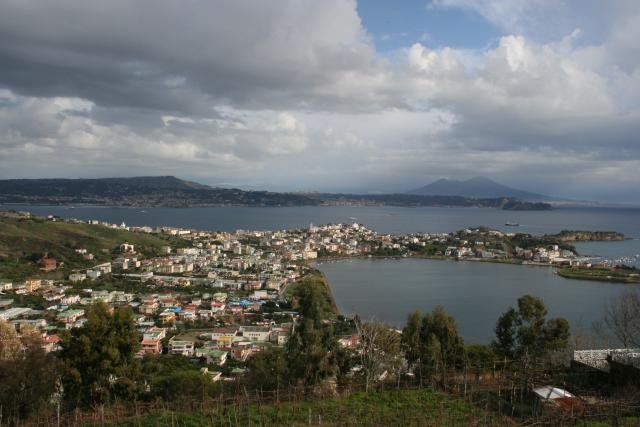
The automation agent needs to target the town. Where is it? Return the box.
[0,211,598,373]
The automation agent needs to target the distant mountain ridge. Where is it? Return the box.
[0,176,319,207]
[0,176,212,194]
[0,176,551,210]
[408,177,552,201]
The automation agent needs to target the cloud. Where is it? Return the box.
[0,0,391,113]
[0,0,638,201]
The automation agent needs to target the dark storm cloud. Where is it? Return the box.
[0,0,388,113]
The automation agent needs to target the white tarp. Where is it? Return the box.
[533,386,575,401]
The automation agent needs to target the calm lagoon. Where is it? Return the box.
[318,258,639,344]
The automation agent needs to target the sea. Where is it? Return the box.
[4,204,639,343]
[5,204,640,237]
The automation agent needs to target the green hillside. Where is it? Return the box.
[0,212,182,281]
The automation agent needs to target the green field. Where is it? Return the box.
[0,212,183,280]
[103,388,506,426]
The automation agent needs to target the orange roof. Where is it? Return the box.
[44,335,60,343]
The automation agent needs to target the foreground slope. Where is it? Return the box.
[92,389,507,426]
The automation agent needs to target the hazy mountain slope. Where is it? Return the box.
[408,177,552,201]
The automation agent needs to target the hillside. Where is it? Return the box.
[0,176,320,207]
[0,212,183,281]
[408,176,552,201]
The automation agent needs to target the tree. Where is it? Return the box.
[420,306,465,382]
[465,344,497,368]
[0,323,59,423]
[401,311,423,368]
[604,290,640,347]
[355,320,402,391]
[286,284,337,387]
[465,344,497,381]
[493,295,569,365]
[0,319,22,361]
[246,347,290,391]
[400,307,464,384]
[59,302,141,406]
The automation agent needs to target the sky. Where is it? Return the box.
[0,0,639,202]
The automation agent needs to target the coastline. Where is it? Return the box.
[312,254,552,268]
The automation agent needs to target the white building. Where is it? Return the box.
[168,338,195,356]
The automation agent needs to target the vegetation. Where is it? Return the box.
[354,319,403,391]
[286,272,338,318]
[604,290,640,347]
[554,230,626,241]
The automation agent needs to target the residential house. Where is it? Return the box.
[143,327,167,341]
[69,273,86,283]
[209,327,239,345]
[86,270,101,280]
[168,338,195,356]
[57,309,85,324]
[24,279,42,293]
[38,257,57,272]
[141,338,162,354]
[195,348,228,365]
[120,243,135,253]
[159,310,176,324]
[62,294,81,305]
[42,334,61,352]
[241,325,271,342]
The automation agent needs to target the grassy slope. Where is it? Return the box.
[109,388,506,426]
[0,213,180,281]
